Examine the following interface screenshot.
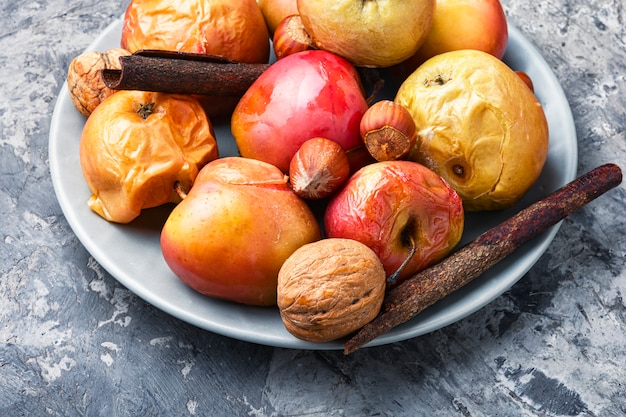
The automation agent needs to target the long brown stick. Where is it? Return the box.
[344,163,622,354]
[101,50,386,102]
[101,50,270,96]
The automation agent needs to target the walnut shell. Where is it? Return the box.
[277,238,386,342]
[67,48,130,117]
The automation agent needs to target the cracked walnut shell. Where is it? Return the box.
[277,238,386,343]
[67,48,130,117]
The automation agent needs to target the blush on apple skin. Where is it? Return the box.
[324,160,464,284]
[391,0,509,78]
[231,49,369,173]
[160,157,321,307]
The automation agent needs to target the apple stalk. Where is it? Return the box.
[344,163,623,354]
[386,234,417,286]
[174,181,189,200]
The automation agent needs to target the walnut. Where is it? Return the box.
[277,238,386,342]
[67,48,130,117]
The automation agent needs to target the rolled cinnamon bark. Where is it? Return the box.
[101,50,386,102]
[101,50,270,96]
[344,163,622,354]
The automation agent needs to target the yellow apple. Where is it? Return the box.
[79,91,218,224]
[395,50,549,211]
[257,0,298,34]
[297,0,435,68]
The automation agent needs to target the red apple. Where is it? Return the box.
[160,157,321,306]
[231,50,369,173]
[324,160,464,284]
[395,0,508,75]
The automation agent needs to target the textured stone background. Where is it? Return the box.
[0,0,625,416]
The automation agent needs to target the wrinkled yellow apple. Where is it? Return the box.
[297,0,435,68]
[395,50,549,211]
[80,91,218,223]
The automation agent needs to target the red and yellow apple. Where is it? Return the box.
[160,157,321,306]
[397,0,508,74]
[231,50,369,173]
[297,0,436,67]
[324,160,464,284]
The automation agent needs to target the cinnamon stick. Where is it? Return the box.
[344,163,622,354]
[101,50,270,96]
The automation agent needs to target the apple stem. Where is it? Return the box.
[357,67,385,105]
[386,234,417,286]
[174,181,188,200]
[344,163,623,354]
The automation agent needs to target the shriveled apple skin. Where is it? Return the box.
[231,50,368,173]
[79,91,218,224]
[395,49,549,211]
[160,157,321,307]
[121,0,270,64]
[324,160,464,283]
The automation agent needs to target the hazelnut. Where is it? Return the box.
[67,48,131,117]
[289,137,350,199]
[273,15,314,60]
[277,238,386,343]
[360,100,417,161]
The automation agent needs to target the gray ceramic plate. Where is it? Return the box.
[49,19,578,350]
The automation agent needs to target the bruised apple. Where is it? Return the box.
[80,90,218,224]
[395,50,549,211]
[160,157,321,306]
[400,0,508,72]
[121,0,270,64]
[120,0,270,118]
[231,50,369,173]
[297,0,435,67]
[324,160,464,284]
